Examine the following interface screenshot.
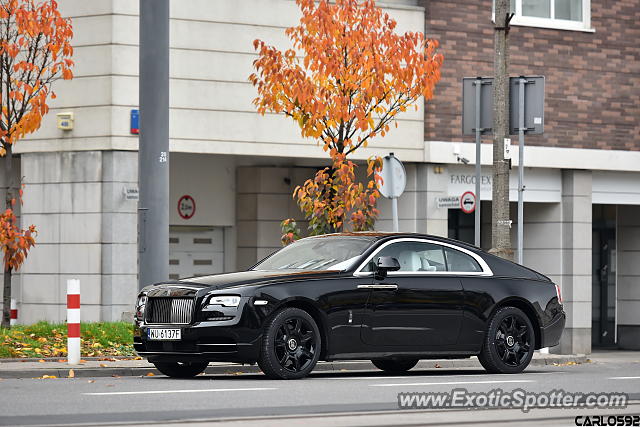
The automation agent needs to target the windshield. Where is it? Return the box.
[252,236,374,271]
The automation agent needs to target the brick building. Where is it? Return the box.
[419,0,640,353]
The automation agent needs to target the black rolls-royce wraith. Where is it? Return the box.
[134,233,565,379]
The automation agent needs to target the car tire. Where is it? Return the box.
[371,358,419,373]
[478,306,535,374]
[153,361,208,378]
[258,307,321,380]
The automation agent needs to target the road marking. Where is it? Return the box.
[370,379,535,387]
[84,387,277,396]
[609,376,640,380]
[320,372,559,380]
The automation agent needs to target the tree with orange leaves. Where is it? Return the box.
[250,0,442,243]
[0,0,73,327]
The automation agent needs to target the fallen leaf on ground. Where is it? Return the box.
[87,380,95,383]
[68,369,74,378]
[99,364,108,367]
[57,359,65,363]
[145,372,155,376]
[79,360,87,364]
[37,375,57,379]
[134,357,142,360]
[434,363,442,368]
[38,359,45,363]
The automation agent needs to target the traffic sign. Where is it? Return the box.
[177,195,196,219]
[462,76,545,135]
[379,153,406,199]
[460,191,476,214]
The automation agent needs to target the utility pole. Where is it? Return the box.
[490,0,513,260]
[138,0,170,290]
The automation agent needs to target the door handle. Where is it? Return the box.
[357,284,398,290]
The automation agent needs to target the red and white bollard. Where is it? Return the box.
[10,299,17,326]
[67,279,80,365]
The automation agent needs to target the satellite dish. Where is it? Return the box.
[379,153,406,199]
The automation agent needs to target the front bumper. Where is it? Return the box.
[540,311,566,348]
[134,296,271,363]
[134,322,262,363]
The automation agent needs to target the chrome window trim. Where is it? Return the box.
[352,237,493,277]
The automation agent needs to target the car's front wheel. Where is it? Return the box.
[478,306,535,374]
[258,307,321,379]
[371,358,419,373]
[153,361,208,378]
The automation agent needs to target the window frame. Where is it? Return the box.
[353,238,493,277]
[493,0,594,33]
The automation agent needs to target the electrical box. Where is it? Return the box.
[56,112,74,130]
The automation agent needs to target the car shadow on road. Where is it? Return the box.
[151,368,551,381]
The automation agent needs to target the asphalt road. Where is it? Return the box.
[1,359,639,427]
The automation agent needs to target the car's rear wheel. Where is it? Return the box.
[153,361,208,378]
[371,358,419,373]
[478,306,535,374]
[258,307,321,380]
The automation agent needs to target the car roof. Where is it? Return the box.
[307,232,482,252]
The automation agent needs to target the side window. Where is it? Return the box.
[362,241,447,272]
[444,247,482,272]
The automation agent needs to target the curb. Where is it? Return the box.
[0,355,588,379]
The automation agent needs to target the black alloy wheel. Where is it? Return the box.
[371,358,419,373]
[478,306,535,374]
[153,361,208,378]
[258,307,321,379]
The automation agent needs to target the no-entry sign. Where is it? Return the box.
[460,191,476,214]
[178,195,196,220]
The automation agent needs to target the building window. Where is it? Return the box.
[493,0,593,32]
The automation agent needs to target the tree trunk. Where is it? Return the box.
[490,0,513,260]
[1,267,11,328]
[1,143,14,328]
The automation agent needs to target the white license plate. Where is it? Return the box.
[147,328,181,341]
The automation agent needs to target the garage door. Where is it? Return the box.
[169,226,224,280]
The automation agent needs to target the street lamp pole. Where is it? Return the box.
[138,0,170,290]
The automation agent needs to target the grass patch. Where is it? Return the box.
[0,321,135,358]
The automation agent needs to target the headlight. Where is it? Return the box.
[206,295,241,308]
[136,295,148,308]
[135,295,148,320]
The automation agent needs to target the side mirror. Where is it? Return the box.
[375,256,401,279]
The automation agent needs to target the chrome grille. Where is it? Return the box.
[146,298,194,324]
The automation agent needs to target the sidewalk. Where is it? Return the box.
[0,352,597,379]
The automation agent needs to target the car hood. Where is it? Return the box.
[143,269,345,297]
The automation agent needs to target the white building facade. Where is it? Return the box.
[3,0,639,355]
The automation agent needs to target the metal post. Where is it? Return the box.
[474,78,482,247]
[138,0,170,290]
[67,279,80,365]
[392,198,399,232]
[517,77,526,265]
[387,153,399,232]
